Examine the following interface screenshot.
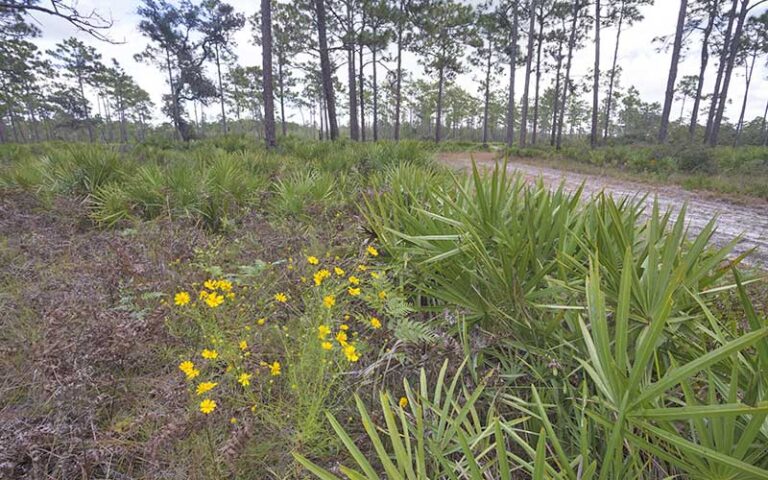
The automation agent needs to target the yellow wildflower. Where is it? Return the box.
[179,360,195,374]
[348,276,360,285]
[348,287,361,296]
[218,279,233,291]
[366,245,379,257]
[195,381,217,395]
[343,344,359,362]
[334,266,345,276]
[226,292,235,300]
[230,417,238,424]
[323,295,336,309]
[199,290,209,299]
[205,292,224,308]
[238,372,252,387]
[274,292,288,303]
[199,398,217,414]
[399,397,408,408]
[313,269,331,286]
[257,318,266,326]
[201,349,218,360]
[370,317,382,329]
[378,290,387,300]
[335,331,348,345]
[308,255,320,265]
[204,279,218,290]
[239,340,248,351]
[270,361,281,376]
[357,264,368,271]
[321,341,333,350]
[340,324,349,331]
[174,291,191,306]
[318,325,331,339]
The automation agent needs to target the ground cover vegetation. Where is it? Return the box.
[2,0,768,477]
[1,138,767,479]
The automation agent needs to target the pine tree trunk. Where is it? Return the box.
[557,0,580,150]
[658,0,687,143]
[372,31,379,141]
[482,32,493,146]
[215,44,227,134]
[394,0,404,141]
[710,0,748,147]
[532,5,544,145]
[550,26,564,146]
[435,63,445,143]
[590,0,600,148]
[262,0,277,148]
[505,5,519,147]
[315,0,339,140]
[733,49,757,146]
[359,41,366,141]
[165,47,182,141]
[519,0,536,147]
[347,1,359,140]
[689,2,716,140]
[602,1,624,141]
[278,55,287,136]
[762,99,768,146]
[78,74,94,143]
[705,0,737,143]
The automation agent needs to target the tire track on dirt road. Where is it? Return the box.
[438,152,768,269]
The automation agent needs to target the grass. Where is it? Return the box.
[0,137,766,479]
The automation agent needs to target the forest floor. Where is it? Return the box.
[439,151,768,269]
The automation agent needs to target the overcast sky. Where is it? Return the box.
[27,0,768,127]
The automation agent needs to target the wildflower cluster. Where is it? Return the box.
[169,244,404,426]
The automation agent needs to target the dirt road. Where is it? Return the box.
[439,152,768,269]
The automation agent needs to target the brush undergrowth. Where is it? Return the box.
[0,139,766,479]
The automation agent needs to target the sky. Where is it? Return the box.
[26,0,768,128]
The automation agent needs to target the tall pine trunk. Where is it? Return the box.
[602,0,624,140]
[482,31,493,146]
[435,61,445,143]
[762,98,768,146]
[78,74,94,143]
[315,0,339,140]
[557,0,580,150]
[359,44,366,141]
[347,1,359,140]
[532,5,544,145]
[372,29,379,141]
[394,0,404,141]
[590,0,600,148]
[262,0,277,148]
[689,3,716,140]
[705,0,737,143]
[215,43,227,134]
[550,24,564,146]
[164,47,182,141]
[278,56,287,136]
[710,0,749,147]
[733,48,757,146]
[519,0,536,147]
[505,5,519,147]
[658,0,687,143]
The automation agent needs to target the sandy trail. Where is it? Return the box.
[439,152,768,269]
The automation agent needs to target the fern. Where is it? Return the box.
[392,317,437,345]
